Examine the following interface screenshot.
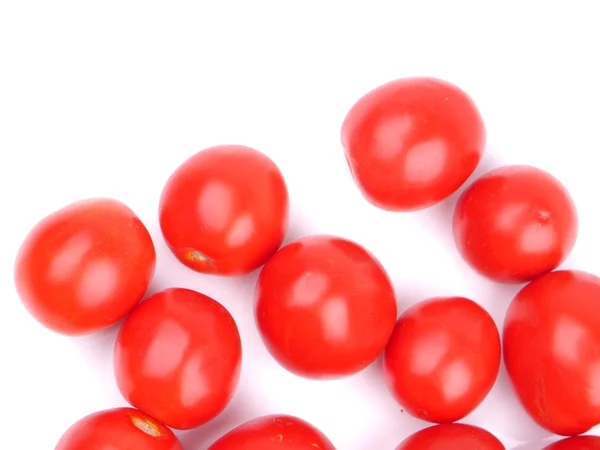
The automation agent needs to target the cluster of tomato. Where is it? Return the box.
[14,77,599,449]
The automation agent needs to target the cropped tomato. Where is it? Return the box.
[114,288,242,430]
[255,235,397,379]
[341,77,485,211]
[207,415,336,450]
[384,297,500,423]
[453,165,577,283]
[395,424,505,450]
[14,198,155,335]
[504,270,600,435]
[544,437,600,450]
[55,407,182,450]
[159,145,289,275]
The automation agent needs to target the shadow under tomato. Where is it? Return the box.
[175,386,263,450]
[349,354,430,449]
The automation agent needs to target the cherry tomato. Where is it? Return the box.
[395,424,505,450]
[504,270,600,436]
[341,77,485,211]
[114,287,242,430]
[159,145,289,275]
[255,234,397,379]
[55,407,182,450]
[453,165,577,283]
[544,437,600,450]
[384,296,501,423]
[14,198,155,335]
[207,415,336,450]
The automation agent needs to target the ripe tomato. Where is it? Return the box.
[207,415,336,450]
[384,297,501,423]
[395,424,505,450]
[341,77,485,211]
[14,198,155,335]
[544,437,600,450]
[114,288,242,430]
[159,145,289,275]
[255,234,397,379]
[504,270,600,436]
[55,407,182,450]
[453,165,577,283]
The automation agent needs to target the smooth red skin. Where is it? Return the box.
[341,77,485,211]
[453,165,577,283]
[208,415,336,450]
[544,437,600,450]
[114,288,242,430]
[159,145,289,275]
[384,297,501,423]
[55,407,182,450]
[504,270,600,436]
[255,234,397,379]
[395,424,505,450]
[14,198,156,335]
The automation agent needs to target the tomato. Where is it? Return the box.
[453,165,577,283]
[55,407,182,450]
[504,270,600,436]
[207,415,336,450]
[341,77,485,211]
[14,198,155,335]
[255,234,397,379]
[384,296,501,423]
[544,437,600,450]
[114,288,242,430]
[159,145,289,275]
[395,424,505,450]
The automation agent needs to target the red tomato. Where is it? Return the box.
[207,415,336,450]
[14,198,155,335]
[255,234,397,379]
[395,424,505,450]
[384,297,501,423]
[114,288,242,430]
[341,77,485,211]
[55,407,182,450]
[504,270,600,436]
[453,165,577,283]
[159,145,289,275]
[544,437,600,450]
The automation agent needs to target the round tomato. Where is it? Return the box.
[395,424,505,450]
[453,165,577,283]
[504,270,600,436]
[341,77,485,211]
[55,407,182,450]
[114,288,242,430]
[255,235,397,379]
[14,198,155,335]
[544,437,600,450]
[207,415,336,450]
[159,145,289,275]
[384,296,501,423]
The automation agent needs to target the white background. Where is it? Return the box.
[1,2,599,449]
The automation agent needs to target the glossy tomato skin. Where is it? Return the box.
[255,235,397,379]
[14,198,156,335]
[341,77,485,211]
[504,270,600,436]
[544,437,600,450]
[55,407,182,450]
[114,288,242,430]
[453,165,577,283]
[159,145,289,275]
[384,297,501,423]
[395,424,505,450]
[207,415,336,450]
